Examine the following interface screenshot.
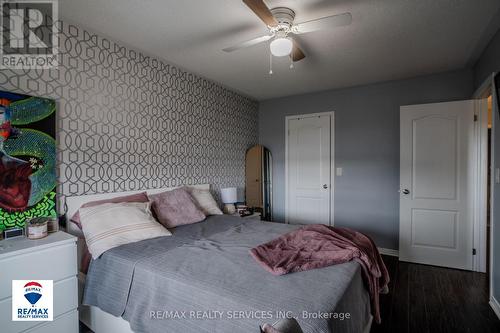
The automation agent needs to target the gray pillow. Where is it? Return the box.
[149,188,206,228]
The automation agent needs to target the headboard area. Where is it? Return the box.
[65,183,211,238]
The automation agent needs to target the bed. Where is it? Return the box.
[66,185,373,333]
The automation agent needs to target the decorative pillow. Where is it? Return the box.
[149,188,206,228]
[70,192,149,229]
[184,187,223,216]
[72,192,149,273]
[79,202,171,259]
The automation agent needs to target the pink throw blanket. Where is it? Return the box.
[250,224,389,323]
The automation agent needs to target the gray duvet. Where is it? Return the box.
[83,215,371,333]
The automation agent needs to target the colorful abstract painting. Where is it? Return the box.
[0,91,56,231]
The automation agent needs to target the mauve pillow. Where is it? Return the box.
[70,192,149,229]
[149,188,206,228]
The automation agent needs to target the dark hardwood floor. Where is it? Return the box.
[371,255,500,333]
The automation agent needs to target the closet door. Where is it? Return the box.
[286,114,332,225]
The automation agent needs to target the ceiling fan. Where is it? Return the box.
[223,0,352,62]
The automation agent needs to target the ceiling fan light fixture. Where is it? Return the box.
[270,37,293,57]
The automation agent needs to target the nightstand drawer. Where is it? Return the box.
[0,242,77,300]
[0,276,78,333]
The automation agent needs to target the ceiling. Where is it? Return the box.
[61,0,500,101]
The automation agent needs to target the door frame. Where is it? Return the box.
[284,111,335,225]
[472,98,489,273]
[472,73,496,285]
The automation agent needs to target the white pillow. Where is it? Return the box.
[185,187,223,215]
[79,202,171,259]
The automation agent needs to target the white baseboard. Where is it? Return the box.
[378,247,399,257]
[490,296,500,320]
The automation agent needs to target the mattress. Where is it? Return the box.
[83,215,371,333]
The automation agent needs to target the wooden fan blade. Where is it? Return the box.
[292,42,305,62]
[243,0,278,27]
[223,35,273,52]
[294,12,352,34]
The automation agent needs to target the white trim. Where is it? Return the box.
[490,296,500,320]
[285,111,335,226]
[473,73,496,296]
[285,117,289,224]
[472,98,489,272]
[378,248,399,257]
[473,75,493,99]
[490,73,498,300]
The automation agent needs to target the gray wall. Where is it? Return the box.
[0,22,259,208]
[259,69,474,249]
[474,27,500,302]
[474,28,500,88]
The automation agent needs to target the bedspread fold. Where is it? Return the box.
[250,225,389,323]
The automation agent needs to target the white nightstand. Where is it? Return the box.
[0,231,78,333]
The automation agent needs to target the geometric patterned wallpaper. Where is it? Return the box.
[0,21,259,213]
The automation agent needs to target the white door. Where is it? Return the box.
[399,100,476,270]
[286,113,333,225]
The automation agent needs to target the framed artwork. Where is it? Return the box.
[0,91,56,231]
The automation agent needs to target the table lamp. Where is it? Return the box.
[220,187,237,214]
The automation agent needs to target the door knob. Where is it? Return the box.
[323,184,328,189]
[401,189,410,195]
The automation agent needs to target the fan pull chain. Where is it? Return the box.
[269,53,273,75]
[290,56,294,69]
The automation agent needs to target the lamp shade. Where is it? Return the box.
[220,187,237,204]
[270,37,293,57]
